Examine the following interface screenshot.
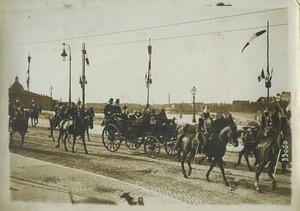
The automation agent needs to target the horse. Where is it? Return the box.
[176,116,239,186]
[83,107,95,141]
[235,126,260,171]
[9,110,30,147]
[30,106,39,128]
[254,127,281,191]
[48,114,66,141]
[55,114,93,154]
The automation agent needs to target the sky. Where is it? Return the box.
[0,0,298,105]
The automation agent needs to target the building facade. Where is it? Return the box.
[9,76,53,110]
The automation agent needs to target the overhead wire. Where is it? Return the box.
[9,7,287,46]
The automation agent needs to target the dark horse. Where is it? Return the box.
[176,116,239,186]
[235,126,260,171]
[83,107,95,141]
[30,106,39,128]
[55,114,93,154]
[9,110,30,147]
[254,127,280,191]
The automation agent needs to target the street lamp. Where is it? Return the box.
[50,86,53,111]
[191,86,197,123]
[61,43,72,106]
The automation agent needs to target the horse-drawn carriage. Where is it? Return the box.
[101,110,179,158]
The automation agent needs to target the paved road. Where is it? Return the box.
[8,153,185,209]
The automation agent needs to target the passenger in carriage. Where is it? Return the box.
[122,105,129,119]
[114,99,122,114]
[104,98,115,118]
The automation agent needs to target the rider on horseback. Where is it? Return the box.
[12,98,24,129]
[199,105,214,157]
[54,100,65,121]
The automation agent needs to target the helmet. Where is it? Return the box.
[286,105,291,112]
[264,109,269,114]
[109,98,113,103]
[32,100,35,103]
[115,99,120,104]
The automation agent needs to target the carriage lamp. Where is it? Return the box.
[191,86,197,123]
[61,43,72,106]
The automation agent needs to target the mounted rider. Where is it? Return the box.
[260,108,271,136]
[54,100,65,121]
[11,98,24,129]
[199,105,213,156]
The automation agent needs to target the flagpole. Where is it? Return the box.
[267,21,270,110]
[147,38,152,108]
[27,52,31,108]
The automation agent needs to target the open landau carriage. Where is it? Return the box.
[101,111,179,158]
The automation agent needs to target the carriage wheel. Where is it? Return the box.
[164,137,179,156]
[144,136,160,158]
[125,137,143,150]
[102,124,121,152]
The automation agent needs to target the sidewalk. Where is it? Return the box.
[8,153,185,210]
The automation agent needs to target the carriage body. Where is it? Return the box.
[101,114,178,158]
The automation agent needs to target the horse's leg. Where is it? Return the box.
[217,158,229,186]
[72,136,76,153]
[181,152,188,178]
[63,133,68,151]
[86,128,90,141]
[267,156,277,190]
[20,132,24,147]
[235,148,245,167]
[55,130,62,148]
[244,148,254,171]
[187,149,196,176]
[255,162,264,191]
[9,132,14,147]
[206,159,217,182]
[82,135,88,154]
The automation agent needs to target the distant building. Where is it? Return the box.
[9,76,53,110]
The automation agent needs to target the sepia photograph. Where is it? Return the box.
[0,0,299,211]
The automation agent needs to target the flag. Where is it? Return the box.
[241,29,266,53]
[26,69,30,89]
[258,68,265,82]
[270,68,273,81]
[79,76,83,88]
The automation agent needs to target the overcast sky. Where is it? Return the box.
[0,0,298,105]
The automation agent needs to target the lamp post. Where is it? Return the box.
[191,86,197,123]
[50,86,53,111]
[61,43,72,106]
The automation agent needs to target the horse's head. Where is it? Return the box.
[219,119,238,147]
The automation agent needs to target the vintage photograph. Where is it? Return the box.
[0,0,299,210]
